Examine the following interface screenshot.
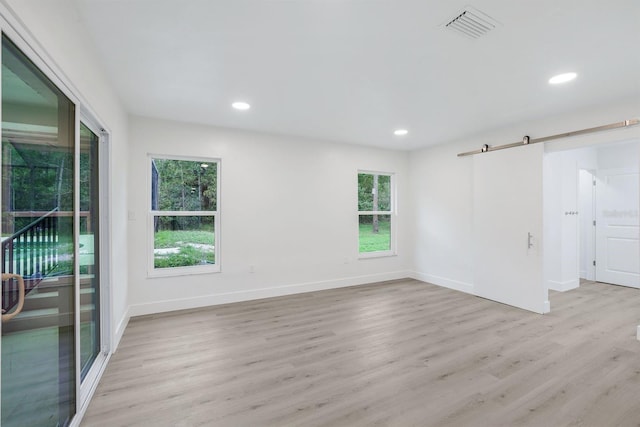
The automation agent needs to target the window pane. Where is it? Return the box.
[359,214,391,253]
[152,159,217,211]
[79,122,100,381]
[358,173,391,211]
[154,216,215,268]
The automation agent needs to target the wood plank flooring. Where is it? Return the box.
[82,279,640,426]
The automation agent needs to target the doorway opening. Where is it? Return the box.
[544,138,640,297]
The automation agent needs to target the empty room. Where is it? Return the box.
[0,0,639,426]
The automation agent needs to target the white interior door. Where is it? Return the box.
[595,168,640,288]
[473,143,548,313]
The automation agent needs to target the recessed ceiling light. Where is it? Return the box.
[232,101,251,110]
[549,72,577,85]
[394,129,409,136]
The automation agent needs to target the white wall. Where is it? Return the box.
[597,142,640,169]
[127,116,411,315]
[2,0,130,346]
[410,142,474,292]
[544,148,597,291]
[411,98,640,298]
[544,152,568,291]
[579,168,596,279]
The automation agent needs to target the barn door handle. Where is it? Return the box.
[2,273,25,323]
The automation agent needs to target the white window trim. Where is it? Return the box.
[147,154,221,277]
[357,170,397,259]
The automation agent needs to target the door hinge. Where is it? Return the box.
[593,260,596,266]
[593,220,596,226]
[593,180,596,186]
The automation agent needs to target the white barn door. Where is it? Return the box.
[473,144,548,313]
[595,168,640,288]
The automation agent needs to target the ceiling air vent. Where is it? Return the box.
[443,6,500,40]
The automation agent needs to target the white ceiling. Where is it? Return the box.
[74,0,640,150]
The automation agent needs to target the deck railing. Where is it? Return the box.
[2,208,59,313]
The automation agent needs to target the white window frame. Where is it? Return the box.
[357,170,397,259]
[148,154,221,277]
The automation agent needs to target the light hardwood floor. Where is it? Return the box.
[82,279,640,426]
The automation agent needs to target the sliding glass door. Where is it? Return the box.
[1,34,76,426]
[0,32,107,426]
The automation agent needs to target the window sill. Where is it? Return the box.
[148,264,220,278]
[358,251,397,260]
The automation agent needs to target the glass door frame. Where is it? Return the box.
[76,113,111,416]
[0,8,113,425]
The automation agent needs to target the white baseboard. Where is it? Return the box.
[543,300,551,314]
[547,279,580,292]
[637,325,640,341]
[113,307,130,351]
[579,270,595,281]
[411,271,474,294]
[129,270,413,317]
